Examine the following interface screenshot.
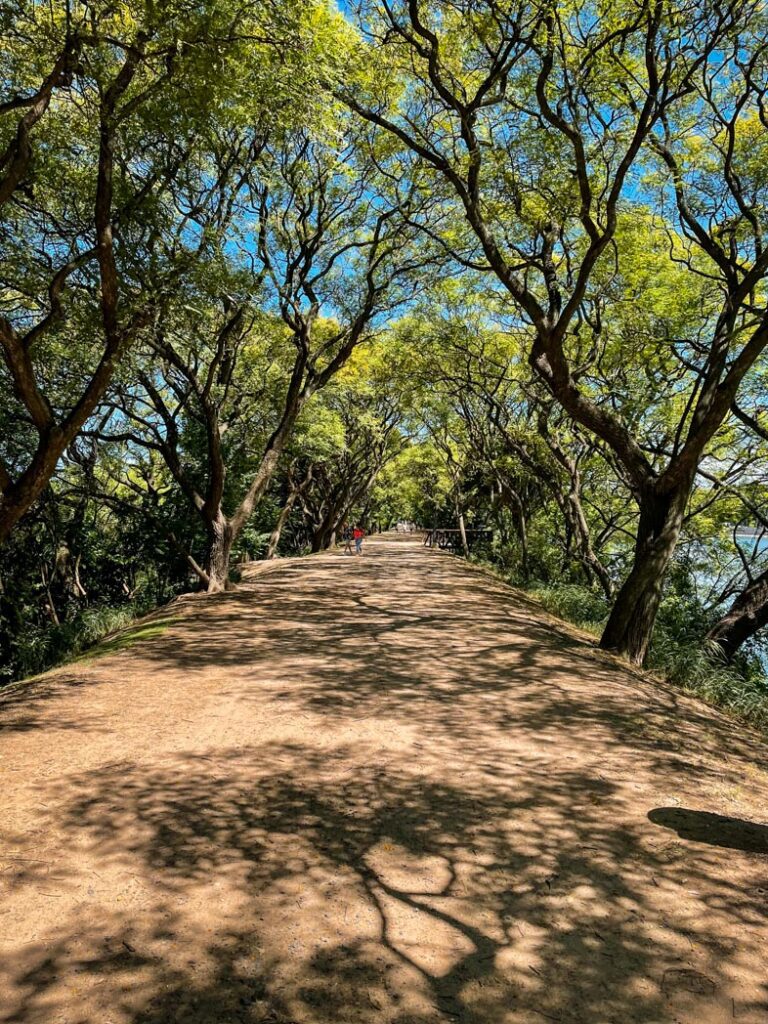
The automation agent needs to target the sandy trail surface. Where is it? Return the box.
[1,535,767,1024]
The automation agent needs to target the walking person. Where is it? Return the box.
[341,522,354,555]
[353,524,365,556]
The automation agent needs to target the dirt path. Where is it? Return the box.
[1,536,767,1024]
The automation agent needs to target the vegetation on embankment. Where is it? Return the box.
[2,592,179,686]
[471,560,768,734]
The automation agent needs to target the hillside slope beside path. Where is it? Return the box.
[1,535,767,1024]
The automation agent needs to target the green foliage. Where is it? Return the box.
[1,559,178,684]
[3,0,768,713]
[528,582,609,631]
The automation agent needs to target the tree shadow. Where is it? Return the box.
[648,807,768,855]
[5,542,767,776]
[0,671,115,734]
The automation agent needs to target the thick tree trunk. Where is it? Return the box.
[310,470,377,554]
[310,527,329,553]
[0,435,64,545]
[0,44,142,547]
[311,515,339,552]
[707,567,768,660]
[205,515,234,593]
[599,485,688,664]
[204,402,303,587]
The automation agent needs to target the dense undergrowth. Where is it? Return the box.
[2,600,159,685]
[0,486,279,686]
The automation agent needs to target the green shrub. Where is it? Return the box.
[647,629,768,731]
[2,600,159,685]
[528,581,768,734]
[527,582,608,632]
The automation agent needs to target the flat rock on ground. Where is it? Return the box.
[1,535,767,1024]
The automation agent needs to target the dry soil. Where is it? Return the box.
[1,535,767,1024]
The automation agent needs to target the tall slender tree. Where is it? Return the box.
[98,126,429,589]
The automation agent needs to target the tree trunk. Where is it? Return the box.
[266,491,298,559]
[310,529,328,553]
[502,481,528,578]
[73,553,87,598]
[567,489,613,600]
[310,470,375,554]
[0,436,64,545]
[311,516,338,552]
[457,507,469,557]
[205,515,234,593]
[203,406,301,587]
[40,562,60,626]
[599,485,688,664]
[491,480,510,548]
[706,567,768,660]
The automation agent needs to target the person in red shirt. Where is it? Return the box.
[353,525,365,556]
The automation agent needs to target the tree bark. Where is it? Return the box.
[311,512,344,552]
[536,414,613,600]
[266,491,298,560]
[40,562,60,626]
[205,516,234,594]
[307,461,383,554]
[197,380,306,590]
[0,433,64,544]
[457,506,469,557]
[311,522,334,553]
[567,487,613,601]
[598,485,688,664]
[494,477,528,576]
[706,567,768,661]
[0,40,151,546]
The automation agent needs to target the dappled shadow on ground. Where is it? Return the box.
[121,541,768,777]
[0,616,178,735]
[2,540,768,1023]
[0,671,116,735]
[3,543,762,769]
[5,744,767,1023]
